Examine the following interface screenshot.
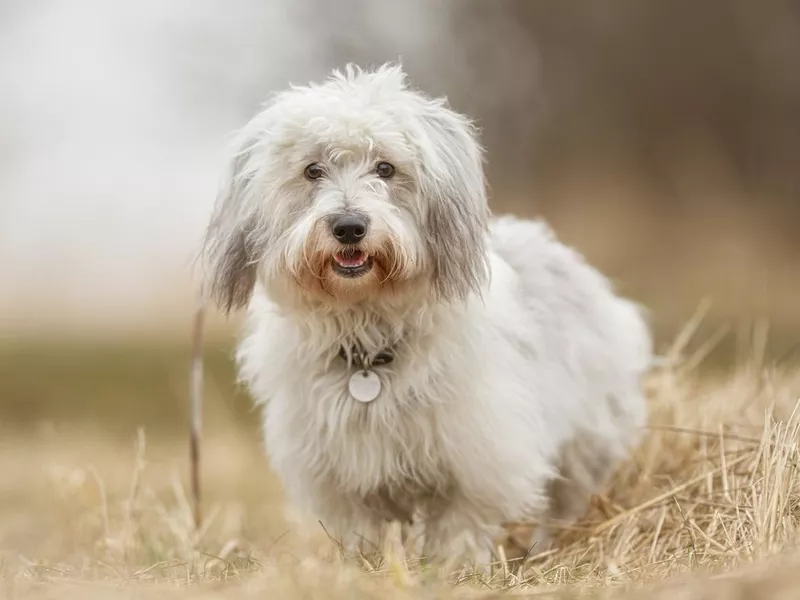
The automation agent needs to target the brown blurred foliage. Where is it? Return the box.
[448,1,800,208]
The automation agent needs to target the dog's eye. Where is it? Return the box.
[376,162,395,179]
[304,163,325,180]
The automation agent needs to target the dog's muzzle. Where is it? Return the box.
[329,214,372,277]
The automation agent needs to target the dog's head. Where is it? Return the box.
[203,64,489,312]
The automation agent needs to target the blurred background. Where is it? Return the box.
[1,0,798,436]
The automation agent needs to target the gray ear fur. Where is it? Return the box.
[418,101,490,300]
[202,131,266,313]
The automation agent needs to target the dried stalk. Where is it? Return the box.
[190,297,205,530]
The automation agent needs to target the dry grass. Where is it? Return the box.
[2,313,800,599]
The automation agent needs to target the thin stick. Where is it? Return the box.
[190,297,206,531]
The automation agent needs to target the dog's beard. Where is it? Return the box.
[284,222,415,302]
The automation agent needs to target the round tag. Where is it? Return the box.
[348,370,381,403]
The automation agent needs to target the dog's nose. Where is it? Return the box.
[331,215,368,245]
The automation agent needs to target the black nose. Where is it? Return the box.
[331,215,368,245]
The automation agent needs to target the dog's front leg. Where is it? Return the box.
[287,482,386,559]
[318,501,386,559]
[421,492,498,569]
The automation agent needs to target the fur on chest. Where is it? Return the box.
[243,295,478,503]
[268,376,452,497]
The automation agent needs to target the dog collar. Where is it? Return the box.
[338,346,394,369]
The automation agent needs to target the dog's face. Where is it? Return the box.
[204,65,489,312]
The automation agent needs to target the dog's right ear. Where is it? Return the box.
[202,128,266,314]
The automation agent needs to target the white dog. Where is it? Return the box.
[202,64,652,564]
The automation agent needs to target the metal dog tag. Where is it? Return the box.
[348,369,381,403]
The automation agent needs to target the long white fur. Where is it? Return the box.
[203,64,652,564]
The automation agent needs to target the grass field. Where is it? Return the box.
[2,309,800,599]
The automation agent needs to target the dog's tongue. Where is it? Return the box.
[334,250,367,268]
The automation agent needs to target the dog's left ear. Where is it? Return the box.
[417,101,490,301]
[202,128,267,313]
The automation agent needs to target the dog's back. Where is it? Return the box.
[488,214,652,549]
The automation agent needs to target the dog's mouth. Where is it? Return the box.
[332,249,373,278]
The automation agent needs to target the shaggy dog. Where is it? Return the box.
[202,64,652,564]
